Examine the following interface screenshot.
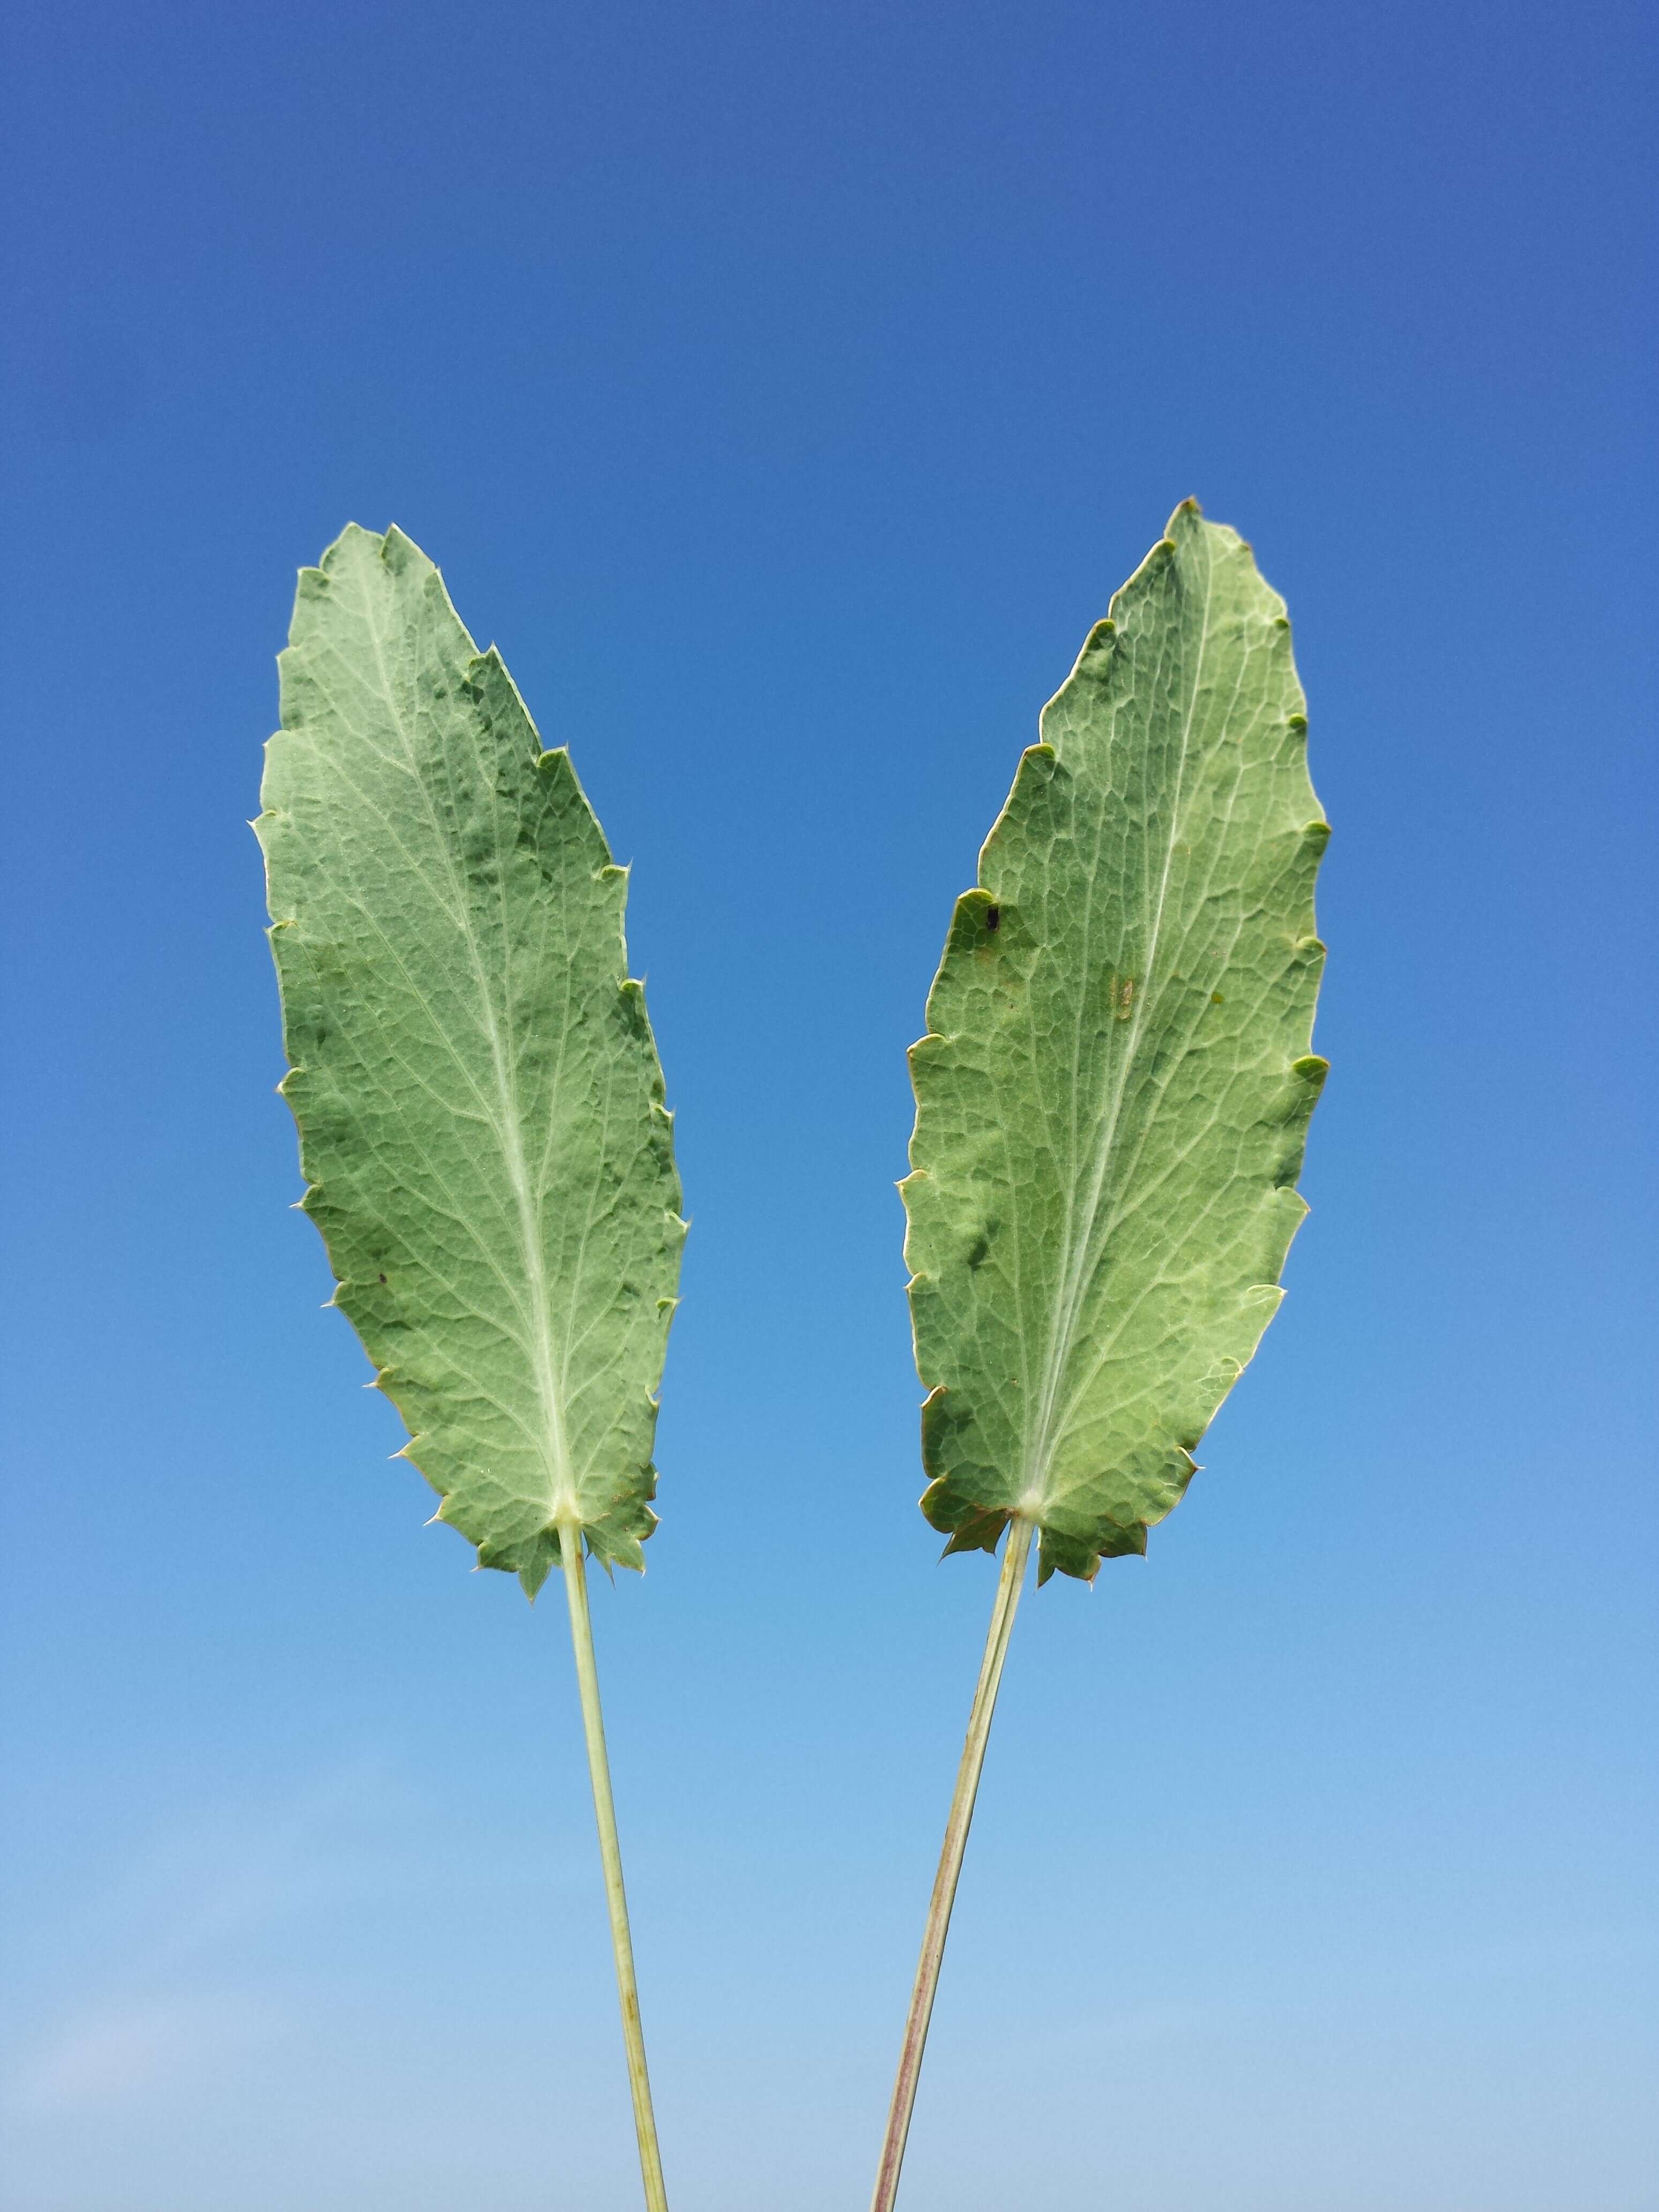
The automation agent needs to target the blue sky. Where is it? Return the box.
[2,3,1655,2207]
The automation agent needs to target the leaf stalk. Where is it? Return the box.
[558,1521,670,2212]
[868,1513,1034,2212]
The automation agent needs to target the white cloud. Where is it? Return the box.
[10,1992,283,2114]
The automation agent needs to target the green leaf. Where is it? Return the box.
[257,525,685,1595]
[902,503,1329,1585]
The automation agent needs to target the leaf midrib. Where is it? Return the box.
[361,575,577,1522]
[1020,533,1218,1506]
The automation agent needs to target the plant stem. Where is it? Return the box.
[868,1513,1035,2212]
[558,1521,669,2212]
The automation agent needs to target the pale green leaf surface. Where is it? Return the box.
[903,504,1328,1583]
[258,526,684,1594]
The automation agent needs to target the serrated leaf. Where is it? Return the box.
[902,503,1328,1584]
[257,525,685,1596]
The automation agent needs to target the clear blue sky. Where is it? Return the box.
[2,4,1654,2208]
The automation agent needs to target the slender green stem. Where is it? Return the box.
[558,1520,669,2212]
[868,1514,1035,2212]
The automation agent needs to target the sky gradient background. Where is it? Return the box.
[2,4,1655,2208]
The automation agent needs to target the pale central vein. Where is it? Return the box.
[363,584,576,1520]
[1021,537,1217,1504]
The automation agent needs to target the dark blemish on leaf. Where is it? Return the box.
[1210,991,1224,1005]
[984,906,1000,933]
[967,1232,991,1269]
[378,1273,387,1284]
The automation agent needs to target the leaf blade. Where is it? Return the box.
[903,504,1327,1582]
[258,525,685,1593]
